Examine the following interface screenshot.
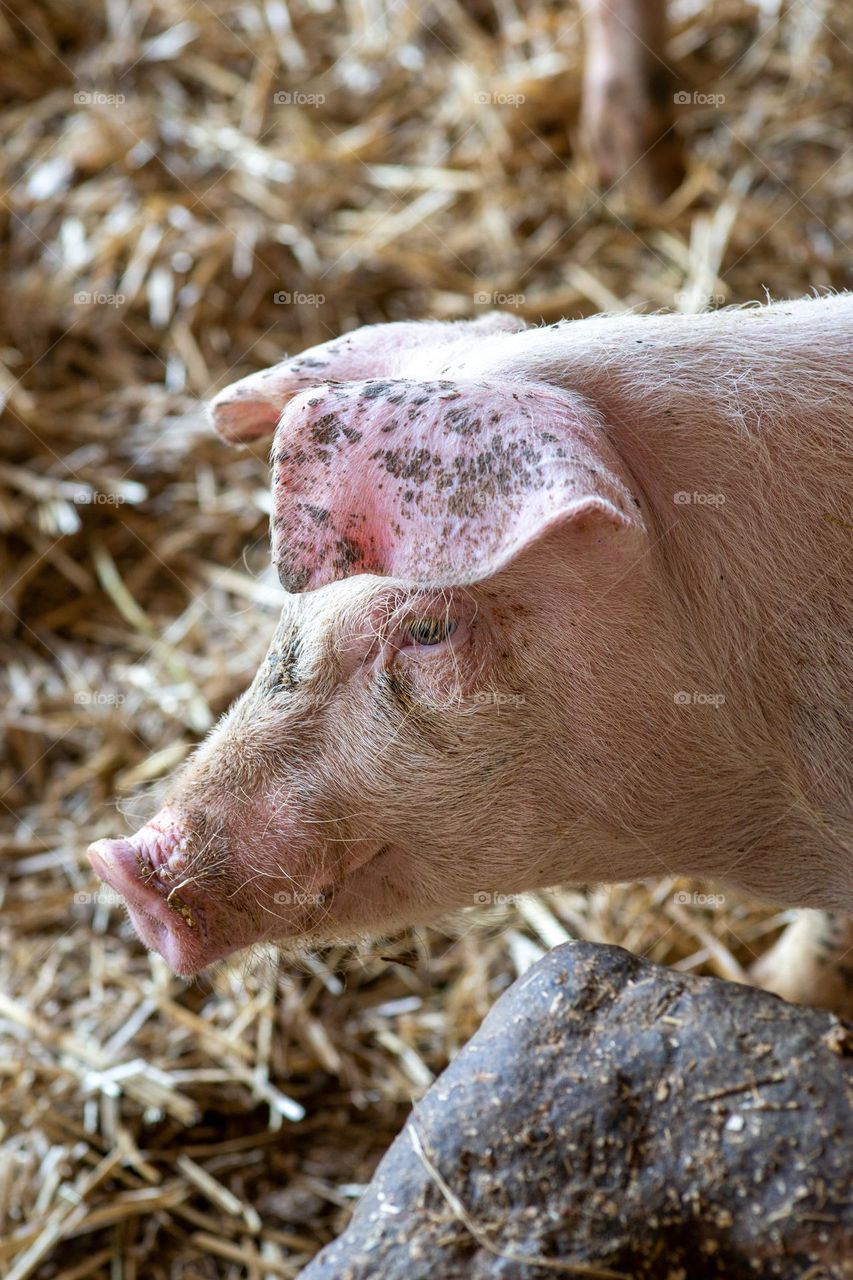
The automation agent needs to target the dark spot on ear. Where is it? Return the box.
[444,407,482,436]
[303,504,330,526]
[373,446,435,483]
[277,558,311,592]
[333,536,363,574]
[311,413,340,445]
[342,426,362,443]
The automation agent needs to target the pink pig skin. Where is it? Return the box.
[89,298,852,980]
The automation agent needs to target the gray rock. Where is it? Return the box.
[298,942,853,1279]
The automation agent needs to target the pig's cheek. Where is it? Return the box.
[392,644,486,708]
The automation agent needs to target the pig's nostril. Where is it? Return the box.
[88,820,194,893]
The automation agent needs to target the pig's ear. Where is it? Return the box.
[207,313,526,445]
[269,377,643,592]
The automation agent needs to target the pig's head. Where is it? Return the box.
[89,316,675,976]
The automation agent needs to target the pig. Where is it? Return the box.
[579,0,684,199]
[88,296,853,1012]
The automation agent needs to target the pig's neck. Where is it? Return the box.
[481,300,852,901]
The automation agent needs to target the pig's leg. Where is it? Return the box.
[750,911,853,1015]
[579,0,684,200]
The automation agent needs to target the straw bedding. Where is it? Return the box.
[1,0,850,1275]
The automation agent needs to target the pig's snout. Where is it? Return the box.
[88,814,209,975]
[90,820,190,878]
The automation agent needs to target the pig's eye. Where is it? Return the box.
[406,617,457,646]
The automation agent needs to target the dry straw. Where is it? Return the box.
[1,0,850,1274]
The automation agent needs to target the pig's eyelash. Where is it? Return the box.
[388,588,466,649]
[385,587,451,629]
[406,617,457,645]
